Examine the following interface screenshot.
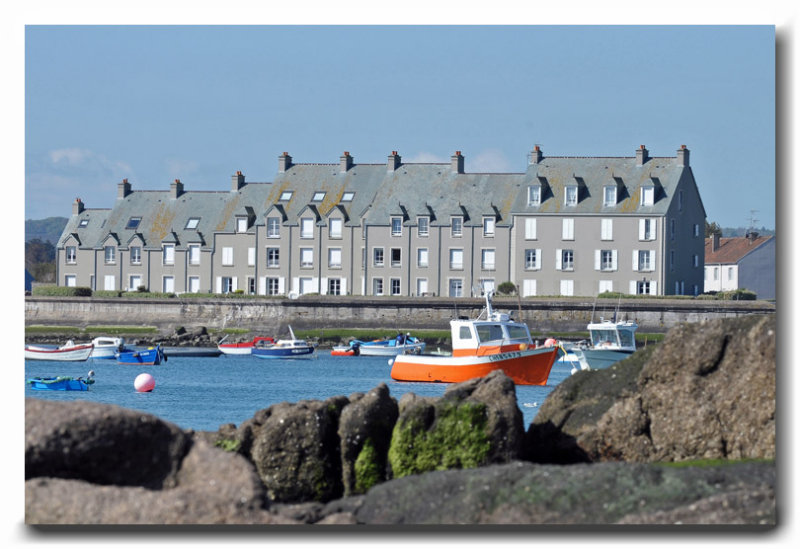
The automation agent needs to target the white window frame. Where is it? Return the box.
[266,247,280,268]
[329,218,343,239]
[603,186,617,207]
[373,277,384,296]
[417,216,429,237]
[128,274,142,291]
[248,247,256,267]
[639,218,657,241]
[299,247,314,268]
[188,276,200,293]
[373,247,384,267]
[65,274,77,287]
[527,185,541,206]
[221,247,234,266]
[483,217,495,237]
[280,191,293,201]
[451,216,463,237]
[130,246,142,265]
[328,278,342,296]
[328,247,342,269]
[185,217,200,230]
[188,244,200,265]
[449,248,464,270]
[560,279,574,296]
[601,219,613,241]
[163,275,175,294]
[300,218,314,239]
[341,192,355,202]
[596,249,617,272]
[417,248,429,268]
[266,277,280,296]
[416,277,429,296]
[524,249,541,270]
[66,246,77,264]
[522,279,537,297]
[236,217,249,233]
[633,250,655,272]
[104,246,116,265]
[565,185,578,206]
[390,278,401,296]
[448,278,464,298]
[562,218,575,240]
[267,217,281,238]
[390,248,402,268]
[162,244,175,266]
[312,191,326,202]
[556,249,574,271]
[481,248,496,271]
[641,186,654,206]
[391,217,403,237]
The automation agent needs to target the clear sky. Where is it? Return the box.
[24,24,776,229]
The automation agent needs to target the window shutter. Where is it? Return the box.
[556,249,562,270]
[231,277,238,292]
[594,250,601,270]
[632,250,639,271]
[650,281,658,295]
[248,247,256,266]
[630,280,638,294]
[651,221,657,240]
[259,277,266,295]
[536,249,542,270]
[341,278,347,295]
[215,277,222,293]
[649,250,656,270]
[523,279,536,297]
[639,219,646,241]
[321,277,328,295]
[525,218,537,240]
[278,277,285,294]
[611,250,618,271]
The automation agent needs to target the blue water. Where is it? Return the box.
[24,353,574,431]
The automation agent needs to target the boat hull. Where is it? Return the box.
[24,344,94,362]
[574,348,634,370]
[252,346,315,359]
[217,346,254,356]
[390,346,558,385]
[357,342,426,357]
[27,377,90,391]
[331,346,358,356]
[116,347,164,365]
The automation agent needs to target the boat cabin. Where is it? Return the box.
[449,292,533,356]
[587,320,638,350]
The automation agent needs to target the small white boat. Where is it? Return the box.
[572,319,638,371]
[218,336,276,355]
[252,326,316,359]
[351,334,426,357]
[90,336,128,359]
[25,340,94,362]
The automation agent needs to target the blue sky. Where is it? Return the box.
[24,25,775,229]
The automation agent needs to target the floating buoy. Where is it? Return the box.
[134,373,155,392]
[544,338,558,347]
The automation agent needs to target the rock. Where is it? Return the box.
[387,370,524,479]
[248,396,350,503]
[354,460,775,525]
[528,314,776,463]
[338,384,398,496]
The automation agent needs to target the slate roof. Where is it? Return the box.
[704,235,774,264]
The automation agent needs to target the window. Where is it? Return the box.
[185,217,200,230]
[479,278,495,295]
[641,186,654,206]
[188,245,200,265]
[128,275,142,291]
[329,218,343,239]
[524,218,537,240]
[565,185,578,206]
[312,191,326,202]
[483,217,495,237]
[603,186,617,207]
[524,249,540,270]
[104,275,115,291]
[300,218,314,238]
[126,217,142,230]
[449,279,463,297]
[280,191,293,201]
[670,219,676,240]
[728,267,734,281]
[481,249,495,270]
[267,217,281,238]
[694,224,700,237]
[527,185,541,206]
[693,254,699,268]
[639,218,656,241]
[373,248,384,267]
[449,249,464,270]
[188,276,200,293]
[299,278,315,295]
[601,219,613,241]
[130,246,142,265]
[267,278,280,296]
[636,280,651,295]
[599,280,613,294]
[373,278,384,296]
[328,278,342,295]
[78,219,89,228]
[163,276,174,294]
[560,279,574,296]
[636,250,654,271]
[247,277,256,295]
[65,274,76,287]
[417,248,429,268]
[417,217,429,237]
[562,218,574,240]
[104,246,116,264]
[451,217,463,237]
[220,277,234,294]
[248,247,256,267]
[66,246,77,264]
[267,247,280,267]
[328,248,342,268]
[559,249,574,271]
[236,217,249,233]
[678,190,684,211]
[416,278,428,296]
[598,250,616,271]
[713,267,719,280]
[221,247,234,266]
[390,248,401,268]
[390,278,401,296]
[390,217,403,237]
[341,192,355,202]
[522,279,537,297]
[163,244,175,265]
[300,248,313,268]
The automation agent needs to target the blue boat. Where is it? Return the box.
[116,345,166,365]
[27,371,95,391]
[252,326,316,359]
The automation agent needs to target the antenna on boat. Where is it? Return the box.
[590,295,597,324]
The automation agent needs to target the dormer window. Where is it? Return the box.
[78,219,89,228]
[185,217,200,230]
[603,186,617,207]
[527,185,541,206]
[565,185,578,206]
[451,217,463,237]
[300,218,314,239]
[391,217,403,236]
[483,217,495,237]
[341,192,355,202]
[312,191,326,202]
[126,217,142,230]
[236,217,249,233]
[280,191,293,201]
[641,186,654,206]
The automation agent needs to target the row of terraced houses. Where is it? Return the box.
[55,145,706,298]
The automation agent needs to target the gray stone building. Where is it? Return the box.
[56,145,706,297]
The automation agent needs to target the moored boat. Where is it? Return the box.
[252,326,316,359]
[90,336,129,359]
[27,371,95,391]
[116,345,166,365]
[24,340,94,362]
[390,291,558,385]
[350,334,426,357]
[218,336,276,355]
[331,345,359,357]
[572,319,638,371]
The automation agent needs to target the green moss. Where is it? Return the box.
[214,438,241,453]
[354,438,382,494]
[388,401,491,478]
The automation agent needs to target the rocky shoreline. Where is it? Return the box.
[25,313,776,525]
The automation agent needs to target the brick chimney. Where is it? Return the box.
[72,197,85,215]
[387,150,401,172]
[712,232,720,251]
[529,145,543,165]
[231,171,245,192]
[117,178,131,199]
[278,152,292,173]
[170,178,184,199]
[677,144,690,167]
[340,151,353,173]
[636,145,649,166]
[450,150,464,174]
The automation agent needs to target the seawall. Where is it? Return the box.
[25,295,775,335]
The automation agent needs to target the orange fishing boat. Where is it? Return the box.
[390,291,558,385]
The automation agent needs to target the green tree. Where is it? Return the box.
[705,221,722,238]
[25,239,56,283]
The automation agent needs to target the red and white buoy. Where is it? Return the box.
[134,373,155,392]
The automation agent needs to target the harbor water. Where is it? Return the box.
[24,352,575,431]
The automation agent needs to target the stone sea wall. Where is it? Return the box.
[25,313,776,525]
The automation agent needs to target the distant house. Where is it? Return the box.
[704,233,775,299]
[25,269,34,293]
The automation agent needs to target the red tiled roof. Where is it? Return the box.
[705,235,773,264]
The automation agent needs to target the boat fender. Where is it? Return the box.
[519,343,528,351]
[544,338,558,347]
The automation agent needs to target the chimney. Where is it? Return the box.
[278,152,292,173]
[529,145,543,165]
[231,170,245,192]
[636,145,649,166]
[170,178,184,199]
[712,232,720,251]
[72,197,85,215]
[117,178,131,199]
[450,150,464,174]
[677,144,690,167]
[340,151,353,173]
[387,150,401,172]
